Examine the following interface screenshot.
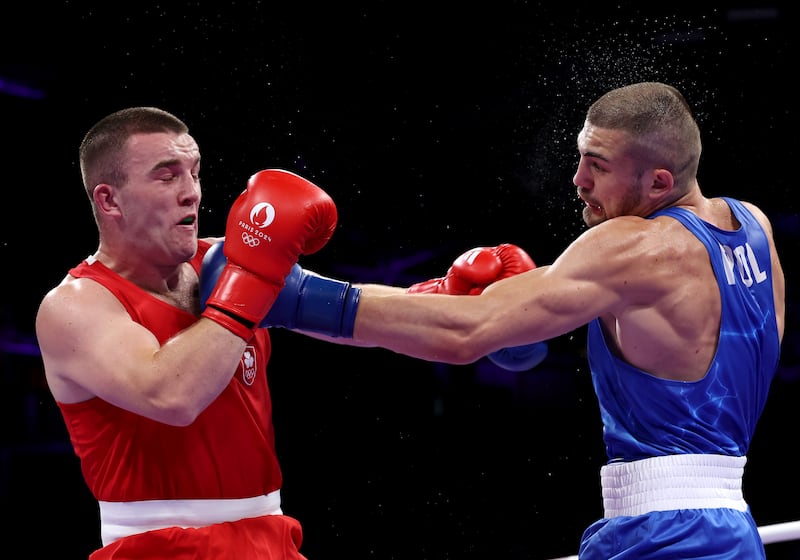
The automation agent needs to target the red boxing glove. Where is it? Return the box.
[408,244,535,295]
[408,244,548,372]
[202,169,338,339]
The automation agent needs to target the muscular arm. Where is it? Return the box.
[350,226,618,363]
[351,266,597,364]
[36,277,247,426]
[351,217,685,367]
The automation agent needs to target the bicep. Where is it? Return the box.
[481,226,646,346]
[482,261,618,346]
[36,283,162,406]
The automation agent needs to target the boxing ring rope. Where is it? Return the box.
[547,519,800,560]
[759,520,800,544]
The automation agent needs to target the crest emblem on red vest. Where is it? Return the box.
[240,345,257,386]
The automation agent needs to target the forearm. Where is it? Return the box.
[141,320,248,425]
[279,283,408,347]
[352,288,487,363]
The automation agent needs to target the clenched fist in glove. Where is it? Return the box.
[409,244,548,371]
[202,169,337,340]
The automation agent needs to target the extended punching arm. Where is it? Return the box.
[201,241,547,369]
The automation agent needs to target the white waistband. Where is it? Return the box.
[99,490,283,545]
[601,454,748,519]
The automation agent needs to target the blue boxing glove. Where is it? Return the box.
[487,342,548,372]
[200,241,360,338]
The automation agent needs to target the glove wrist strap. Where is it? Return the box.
[202,306,256,341]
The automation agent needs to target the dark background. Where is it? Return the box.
[1,2,797,559]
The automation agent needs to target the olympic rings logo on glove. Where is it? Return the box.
[241,232,261,247]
